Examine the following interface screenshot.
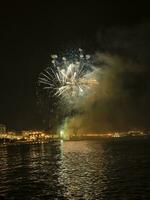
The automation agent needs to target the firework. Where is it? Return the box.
[38,49,98,103]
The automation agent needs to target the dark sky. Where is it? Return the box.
[0,1,150,130]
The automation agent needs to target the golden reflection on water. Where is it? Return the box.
[58,141,107,199]
[61,141,93,153]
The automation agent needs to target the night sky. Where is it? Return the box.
[0,2,150,130]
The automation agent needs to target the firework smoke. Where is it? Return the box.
[66,23,150,133]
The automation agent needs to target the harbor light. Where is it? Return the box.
[60,130,65,138]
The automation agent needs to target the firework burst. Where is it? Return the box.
[38,49,98,104]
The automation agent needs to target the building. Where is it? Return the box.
[0,124,6,133]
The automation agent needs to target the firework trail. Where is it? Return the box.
[38,49,98,105]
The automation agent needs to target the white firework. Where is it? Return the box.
[38,49,97,103]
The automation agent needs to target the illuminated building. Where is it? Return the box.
[0,124,6,133]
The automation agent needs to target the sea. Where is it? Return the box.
[0,138,150,200]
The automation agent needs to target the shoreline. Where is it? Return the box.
[0,135,150,147]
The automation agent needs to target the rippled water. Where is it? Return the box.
[0,138,150,199]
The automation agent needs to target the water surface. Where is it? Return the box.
[0,138,150,199]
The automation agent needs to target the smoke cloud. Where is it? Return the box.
[67,22,150,132]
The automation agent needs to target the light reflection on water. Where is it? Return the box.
[59,141,107,199]
[0,139,150,199]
